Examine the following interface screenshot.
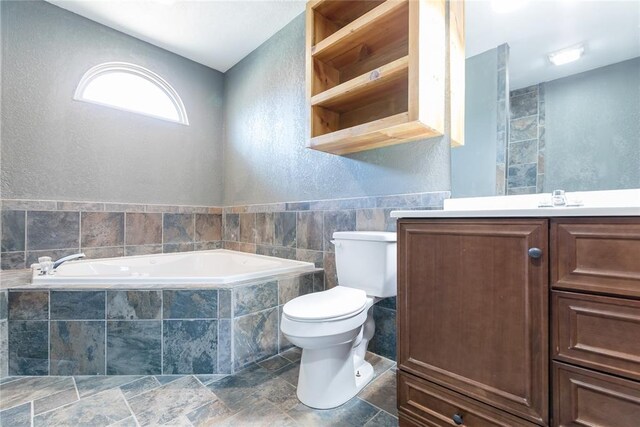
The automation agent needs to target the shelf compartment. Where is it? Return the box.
[310,0,409,96]
[310,0,386,46]
[309,113,441,155]
[311,56,409,110]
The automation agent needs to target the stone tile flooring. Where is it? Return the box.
[0,349,398,426]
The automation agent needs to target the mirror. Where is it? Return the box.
[451,0,640,198]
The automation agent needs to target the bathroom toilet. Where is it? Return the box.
[280,231,397,409]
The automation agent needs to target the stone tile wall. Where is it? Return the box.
[496,43,510,195]
[0,290,7,377]
[220,190,450,360]
[5,270,322,377]
[0,200,223,270]
[508,84,546,194]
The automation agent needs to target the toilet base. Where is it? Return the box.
[296,342,375,409]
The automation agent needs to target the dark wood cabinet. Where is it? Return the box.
[398,219,549,425]
[398,217,640,427]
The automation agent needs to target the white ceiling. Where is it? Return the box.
[47,0,639,87]
[47,0,306,72]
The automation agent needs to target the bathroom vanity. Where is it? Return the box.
[391,190,640,427]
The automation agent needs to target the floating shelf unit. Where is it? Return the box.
[306,0,465,155]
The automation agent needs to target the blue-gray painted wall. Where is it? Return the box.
[544,57,640,192]
[222,14,451,206]
[451,48,499,198]
[1,0,225,205]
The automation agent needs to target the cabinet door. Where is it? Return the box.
[398,219,548,425]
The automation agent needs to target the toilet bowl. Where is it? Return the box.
[280,231,397,409]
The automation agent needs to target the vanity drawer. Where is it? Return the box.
[551,218,640,298]
[398,371,538,427]
[553,362,640,427]
[552,291,640,381]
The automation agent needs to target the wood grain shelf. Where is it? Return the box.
[306,0,465,155]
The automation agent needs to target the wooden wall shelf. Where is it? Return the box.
[306,0,465,155]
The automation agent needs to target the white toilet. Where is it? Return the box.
[280,231,397,409]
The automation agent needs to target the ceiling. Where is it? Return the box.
[48,0,639,87]
[47,0,306,72]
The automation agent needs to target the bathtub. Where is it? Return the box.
[31,249,316,286]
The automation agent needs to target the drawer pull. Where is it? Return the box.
[528,247,543,259]
[452,413,464,425]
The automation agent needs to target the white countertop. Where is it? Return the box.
[391,189,640,218]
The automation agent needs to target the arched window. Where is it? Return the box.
[74,62,189,125]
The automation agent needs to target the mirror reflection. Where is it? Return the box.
[452,0,640,198]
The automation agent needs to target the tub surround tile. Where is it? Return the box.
[0,290,8,320]
[9,291,49,320]
[233,281,277,316]
[81,212,124,248]
[163,214,195,244]
[163,242,194,253]
[125,213,162,246]
[9,321,49,375]
[223,241,256,253]
[107,290,162,320]
[194,241,223,251]
[33,388,131,427]
[107,321,162,375]
[127,375,216,426]
[1,251,26,270]
[50,320,106,375]
[26,211,79,251]
[323,251,337,289]
[163,320,218,374]
[2,210,25,252]
[233,308,278,370]
[218,289,231,318]
[323,210,356,252]
[217,319,232,374]
[223,214,239,242]
[278,274,314,305]
[195,213,222,242]
[296,211,323,251]
[274,211,296,248]
[50,291,105,320]
[163,290,217,319]
[255,212,274,245]
[295,248,323,268]
[0,320,7,377]
[26,248,79,267]
[238,213,256,244]
[82,246,125,259]
[0,402,31,427]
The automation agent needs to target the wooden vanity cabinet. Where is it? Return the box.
[397,217,640,427]
[397,219,549,425]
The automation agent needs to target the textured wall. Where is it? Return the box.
[544,58,640,192]
[1,1,225,205]
[451,47,500,198]
[222,14,451,206]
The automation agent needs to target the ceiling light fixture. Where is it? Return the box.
[548,44,585,66]
[491,0,528,13]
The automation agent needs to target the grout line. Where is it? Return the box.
[160,290,164,375]
[117,388,140,426]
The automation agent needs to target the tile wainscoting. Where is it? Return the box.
[1,191,450,368]
[4,270,322,377]
[1,200,224,271]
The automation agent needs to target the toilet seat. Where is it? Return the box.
[283,287,368,322]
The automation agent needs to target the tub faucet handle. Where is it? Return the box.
[38,257,54,275]
[53,253,86,270]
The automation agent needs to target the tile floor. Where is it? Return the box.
[0,349,398,426]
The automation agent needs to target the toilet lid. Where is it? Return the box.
[283,287,368,321]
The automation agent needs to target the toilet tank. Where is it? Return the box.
[332,231,397,298]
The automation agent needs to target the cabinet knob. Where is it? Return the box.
[452,413,464,425]
[528,247,543,259]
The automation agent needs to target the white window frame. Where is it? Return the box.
[74,62,189,125]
